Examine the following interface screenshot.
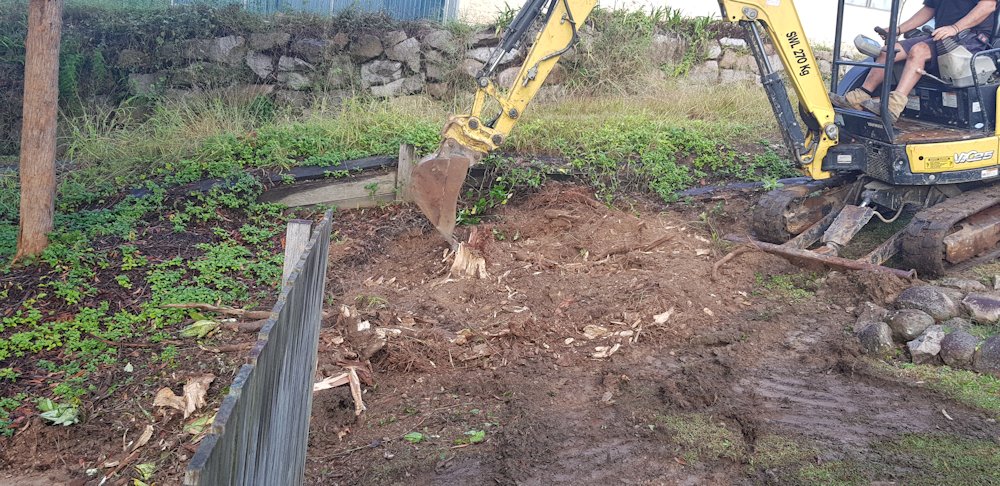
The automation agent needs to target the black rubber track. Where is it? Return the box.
[751,178,846,244]
[900,184,1000,277]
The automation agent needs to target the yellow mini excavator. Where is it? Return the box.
[411,0,1000,277]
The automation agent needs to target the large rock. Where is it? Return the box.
[383,30,408,48]
[117,49,147,68]
[386,37,421,72]
[895,286,961,321]
[854,302,889,333]
[496,66,520,88]
[940,330,979,368]
[425,82,448,99]
[819,60,832,76]
[469,27,498,48]
[719,51,757,73]
[278,56,314,72]
[649,33,686,65]
[719,37,748,49]
[370,73,425,97]
[940,317,973,332]
[181,36,246,65]
[936,277,987,292]
[858,322,894,356]
[719,69,757,84]
[249,32,290,51]
[705,41,722,60]
[814,49,834,62]
[128,73,162,95]
[458,59,484,79]
[545,64,568,85]
[245,52,274,79]
[360,60,403,88]
[291,38,336,64]
[888,309,935,342]
[422,30,458,54]
[169,62,244,88]
[907,325,945,365]
[425,61,450,82]
[688,61,719,83]
[962,293,1000,323]
[324,55,354,88]
[973,334,1000,375]
[330,32,350,50]
[929,285,966,304]
[350,34,383,62]
[277,72,311,90]
[466,46,517,65]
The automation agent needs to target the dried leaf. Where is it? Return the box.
[583,324,611,340]
[154,374,215,418]
[451,328,474,345]
[653,308,675,325]
[184,414,215,436]
[182,375,215,418]
[591,343,621,359]
[129,424,154,452]
[153,387,185,413]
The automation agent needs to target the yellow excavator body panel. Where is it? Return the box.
[907,138,1000,174]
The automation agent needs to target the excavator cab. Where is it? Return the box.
[716,0,1000,277]
[833,5,1000,152]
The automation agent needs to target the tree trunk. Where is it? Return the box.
[14,0,63,261]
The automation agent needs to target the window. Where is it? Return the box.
[846,0,892,10]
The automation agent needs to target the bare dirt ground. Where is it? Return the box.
[306,183,1000,485]
[3,183,998,485]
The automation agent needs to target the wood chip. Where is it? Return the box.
[313,373,350,392]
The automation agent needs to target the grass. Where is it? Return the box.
[749,434,818,469]
[656,413,746,463]
[867,359,1000,417]
[881,433,1000,485]
[754,271,821,302]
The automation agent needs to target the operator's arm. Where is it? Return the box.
[933,0,997,40]
[897,6,936,33]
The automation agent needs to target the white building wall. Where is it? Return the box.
[459,0,925,49]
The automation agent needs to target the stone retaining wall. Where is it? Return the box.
[1,19,827,155]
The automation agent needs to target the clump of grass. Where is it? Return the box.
[867,359,1000,416]
[754,272,820,302]
[656,413,746,463]
[750,434,818,469]
[881,433,1000,485]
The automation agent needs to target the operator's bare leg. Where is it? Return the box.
[859,42,931,121]
[830,42,906,110]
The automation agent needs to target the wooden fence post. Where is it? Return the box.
[396,143,417,202]
[282,220,312,288]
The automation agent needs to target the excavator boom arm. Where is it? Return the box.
[719,0,839,180]
[410,0,598,241]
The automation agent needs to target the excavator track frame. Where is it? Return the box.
[902,184,1000,276]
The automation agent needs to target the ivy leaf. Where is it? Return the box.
[465,430,486,444]
[37,401,79,426]
[36,398,57,413]
[180,320,218,339]
[134,462,156,481]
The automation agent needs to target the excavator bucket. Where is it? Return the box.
[410,138,483,244]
